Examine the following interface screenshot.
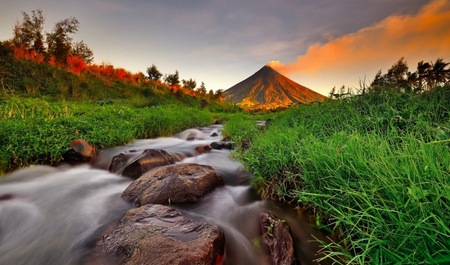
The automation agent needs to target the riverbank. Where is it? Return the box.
[224,86,450,264]
[0,124,333,265]
[0,98,218,174]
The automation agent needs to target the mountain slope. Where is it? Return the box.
[224,65,326,109]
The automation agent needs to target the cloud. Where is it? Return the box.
[92,0,132,13]
[272,0,450,79]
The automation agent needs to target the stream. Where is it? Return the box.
[0,124,332,265]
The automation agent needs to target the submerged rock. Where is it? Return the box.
[122,163,224,206]
[260,212,297,265]
[93,204,225,265]
[108,149,178,179]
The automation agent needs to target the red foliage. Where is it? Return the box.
[99,64,115,77]
[66,55,87,73]
[48,56,57,66]
[34,53,45,64]
[13,46,45,64]
[115,68,129,80]
[133,72,145,84]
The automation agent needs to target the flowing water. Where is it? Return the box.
[0,125,332,265]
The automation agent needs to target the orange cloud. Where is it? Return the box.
[273,0,450,78]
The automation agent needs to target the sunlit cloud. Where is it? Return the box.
[272,0,450,88]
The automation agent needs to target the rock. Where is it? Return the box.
[122,163,224,206]
[0,194,14,201]
[62,139,97,164]
[94,204,225,265]
[109,149,177,179]
[195,145,212,153]
[210,132,219,137]
[257,119,272,130]
[210,141,234,150]
[260,212,297,265]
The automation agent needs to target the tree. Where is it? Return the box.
[406,71,418,92]
[164,70,180,87]
[214,89,224,100]
[429,58,449,89]
[182,78,196,90]
[370,58,409,91]
[370,70,387,89]
[196,81,206,95]
[46,17,79,65]
[72,41,93,64]
[416,60,431,90]
[13,9,45,53]
[370,58,449,93]
[146,64,162,81]
[385,57,408,90]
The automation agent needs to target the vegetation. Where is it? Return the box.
[0,10,239,174]
[0,98,214,173]
[225,57,450,264]
[330,57,450,99]
[3,9,450,264]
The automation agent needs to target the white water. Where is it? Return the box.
[0,125,330,265]
[0,166,131,265]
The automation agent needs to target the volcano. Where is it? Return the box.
[223,65,326,109]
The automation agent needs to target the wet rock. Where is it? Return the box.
[109,149,177,179]
[0,194,14,201]
[195,145,212,153]
[122,163,224,206]
[210,132,219,137]
[94,204,225,265]
[62,139,97,164]
[260,212,297,265]
[210,141,235,150]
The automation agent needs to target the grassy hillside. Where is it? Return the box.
[225,87,450,264]
[0,42,239,173]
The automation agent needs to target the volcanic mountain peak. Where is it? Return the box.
[223,65,326,110]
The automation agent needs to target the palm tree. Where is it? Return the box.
[429,58,449,89]
[416,61,431,91]
[406,71,418,92]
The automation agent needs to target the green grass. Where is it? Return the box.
[0,97,214,173]
[0,44,240,174]
[225,86,450,264]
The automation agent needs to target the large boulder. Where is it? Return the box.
[62,139,98,164]
[93,204,225,265]
[122,163,224,206]
[109,149,178,179]
[260,212,297,265]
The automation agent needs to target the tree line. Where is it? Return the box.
[2,9,224,100]
[146,64,223,99]
[371,57,449,92]
[330,57,450,99]
[11,9,93,66]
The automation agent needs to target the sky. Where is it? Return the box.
[1,0,449,96]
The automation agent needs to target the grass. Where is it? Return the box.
[0,97,215,173]
[0,44,240,174]
[225,86,450,264]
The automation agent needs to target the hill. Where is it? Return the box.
[223,65,326,110]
